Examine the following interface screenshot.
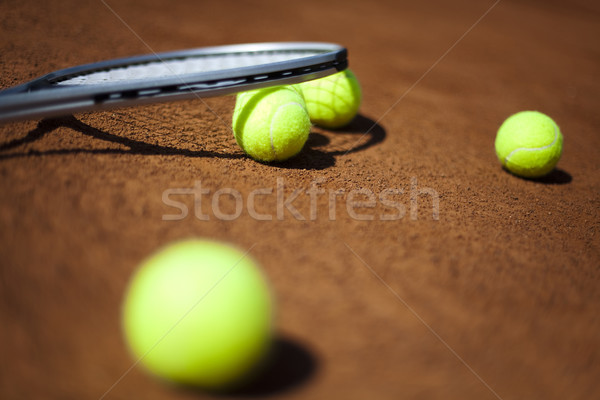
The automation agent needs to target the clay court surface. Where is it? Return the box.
[1,0,599,399]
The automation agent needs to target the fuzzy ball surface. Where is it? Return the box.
[296,69,362,129]
[122,239,273,391]
[495,111,563,178]
[232,87,310,162]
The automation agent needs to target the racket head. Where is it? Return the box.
[0,42,348,123]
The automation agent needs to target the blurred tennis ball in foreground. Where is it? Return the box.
[232,86,310,162]
[295,69,362,129]
[495,111,563,178]
[122,239,273,391]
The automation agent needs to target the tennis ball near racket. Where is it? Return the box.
[295,69,362,129]
[122,239,273,391]
[495,111,563,178]
[232,86,310,162]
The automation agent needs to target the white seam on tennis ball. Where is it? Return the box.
[270,101,306,159]
[504,123,559,164]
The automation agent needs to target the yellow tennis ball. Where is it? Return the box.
[122,239,273,391]
[495,111,563,178]
[296,69,362,129]
[232,86,310,162]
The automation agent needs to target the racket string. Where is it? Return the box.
[54,51,326,86]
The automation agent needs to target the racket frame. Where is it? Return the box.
[0,42,347,123]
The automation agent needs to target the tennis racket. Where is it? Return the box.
[0,42,347,123]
